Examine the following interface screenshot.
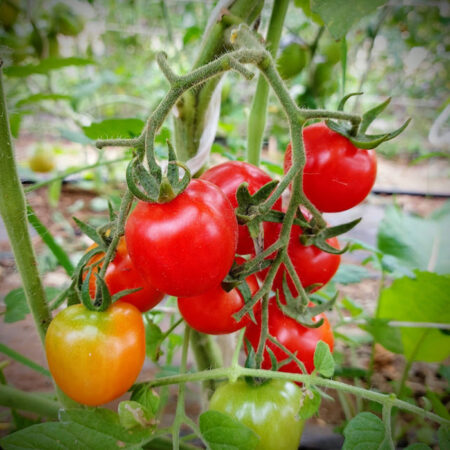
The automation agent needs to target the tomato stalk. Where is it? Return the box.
[246,0,289,166]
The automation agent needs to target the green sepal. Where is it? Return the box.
[72,217,104,247]
[134,159,161,200]
[275,293,325,329]
[337,92,363,111]
[93,273,112,311]
[236,182,252,210]
[359,97,391,133]
[319,217,361,239]
[166,139,179,187]
[266,347,279,371]
[236,280,256,324]
[307,294,338,316]
[107,200,117,221]
[126,159,156,202]
[111,287,143,303]
[313,237,349,255]
[251,179,279,204]
[79,265,95,310]
[247,220,261,239]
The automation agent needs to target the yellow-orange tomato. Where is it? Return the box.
[45,302,145,406]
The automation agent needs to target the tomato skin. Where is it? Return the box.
[86,237,164,313]
[260,216,340,295]
[209,379,305,450]
[177,265,259,335]
[200,161,282,255]
[45,302,145,406]
[125,179,238,297]
[284,122,377,212]
[245,299,334,375]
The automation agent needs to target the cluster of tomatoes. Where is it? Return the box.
[45,122,376,413]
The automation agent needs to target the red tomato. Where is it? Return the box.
[86,237,165,313]
[45,302,145,406]
[244,298,334,375]
[284,122,377,212]
[259,213,340,295]
[125,179,238,297]
[201,161,282,255]
[177,259,259,335]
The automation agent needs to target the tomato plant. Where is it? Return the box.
[209,378,305,450]
[177,260,259,335]
[125,179,238,297]
[45,302,145,406]
[284,122,377,212]
[86,237,164,313]
[245,299,334,375]
[200,161,281,255]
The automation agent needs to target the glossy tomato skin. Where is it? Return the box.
[87,237,164,313]
[177,266,259,335]
[45,302,145,406]
[245,299,334,375]
[284,122,377,212]
[260,216,340,295]
[125,179,238,297]
[209,379,305,450]
[200,161,282,255]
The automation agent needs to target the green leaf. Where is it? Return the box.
[130,385,160,417]
[82,118,144,139]
[341,297,364,317]
[377,206,450,275]
[311,0,387,40]
[277,43,307,80]
[405,445,432,450]
[360,318,404,354]
[4,57,95,77]
[298,388,321,419]
[378,272,450,362]
[332,264,373,285]
[343,412,390,450]
[183,25,202,45]
[4,288,29,323]
[199,410,259,450]
[145,319,164,362]
[9,112,22,138]
[118,401,156,430]
[16,93,72,107]
[438,425,450,450]
[294,0,324,25]
[425,391,450,421]
[313,340,334,377]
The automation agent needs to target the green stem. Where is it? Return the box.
[0,342,50,378]
[247,0,289,165]
[255,294,269,368]
[382,401,395,449]
[0,69,52,344]
[141,366,449,426]
[0,384,60,419]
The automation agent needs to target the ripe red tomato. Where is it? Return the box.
[45,302,145,406]
[200,161,282,255]
[284,122,377,212]
[177,259,259,335]
[86,237,164,313]
[259,213,340,295]
[125,179,238,297]
[245,299,334,375]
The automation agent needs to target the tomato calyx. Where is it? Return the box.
[126,139,191,204]
[327,95,411,149]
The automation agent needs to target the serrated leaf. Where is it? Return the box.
[298,388,321,419]
[82,118,144,139]
[199,410,259,450]
[313,340,334,377]
[343,412,390,450]
[378,272,450,362]
[311,0,387,40]
[360,318,404,354]
[333,264,373,285]
[4,57,95,77]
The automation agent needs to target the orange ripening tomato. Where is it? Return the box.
[86,237,165,312]
[45,302,145,406]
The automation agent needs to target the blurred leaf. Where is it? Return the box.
[360,318,404,354]
[16,93,72,107]
[294,0,324,25]
[341,297,364,317]
[57,128,95,145]
[311,0,387,40]
[277,43,307,80]
[154,127,171,145]
[82,118,145,139]
[332,264,373,285]
[9,112,22,138]
[4,57,94,77]
[439,425,450,450]
[48,179,62,208]
[425,391,450,420]
[199,410,259,450]
[343,412,389,450]
[183,26,202,45]
[377,206,450,275]
[4,288,29,323]
[378,272,450,362]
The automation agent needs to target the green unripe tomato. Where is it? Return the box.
[209,379,305,450]
[277,43,308,80]
[0,0,20,29]
[321,39,341,65]
[28,146,56,173]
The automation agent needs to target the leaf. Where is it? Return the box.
[118,401,156,430]
[360,318,404,354]
[145,319,164,362]
[377,206,450,275]
[183,25,202,45]
[9,112,22,138]
[332,264,373,285]
[82,118,145,139]
[16,93,72,107]
[311,0,387,40]
[4,57,95,77]
[378,272,450,362]
[313,340,334,377]
[294,0,324,25]
[425,391,450,421]
[343,412,390,450]
[298,388,321,419]
[341,297,364,317]
[405,445,432,450]
[199,410,259,450]
[438,425,450,450]
[130,385,160,417]
[277,43,307,80]
[4,288,29,323]
[72,217,103,246]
